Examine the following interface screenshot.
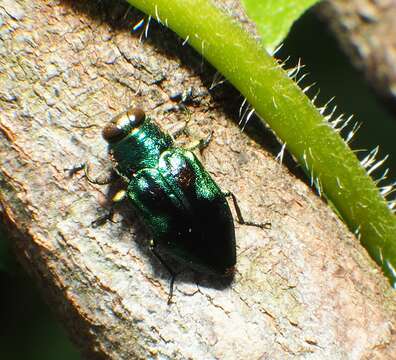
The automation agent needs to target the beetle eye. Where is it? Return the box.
[125,108,145,127]
[102,123,124,143]
[103,108,146,143]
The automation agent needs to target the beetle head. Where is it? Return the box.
[103,107,146,143]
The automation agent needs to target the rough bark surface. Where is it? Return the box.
[1,0,396,359]
[318,0,396,115]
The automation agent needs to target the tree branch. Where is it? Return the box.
[318,0,396,116]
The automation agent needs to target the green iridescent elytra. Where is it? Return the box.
[103,108,236,276]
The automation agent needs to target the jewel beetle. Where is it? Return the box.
[88,107,266,302]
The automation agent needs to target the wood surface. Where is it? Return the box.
[318,0,396,115]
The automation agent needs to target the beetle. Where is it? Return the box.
[85,107,267,302]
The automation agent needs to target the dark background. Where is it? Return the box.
[1,9,395,360]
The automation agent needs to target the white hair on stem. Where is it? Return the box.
[270,43,284,57]
[132,18,145,31]
[275,142,287,165]
[209,72,227,90]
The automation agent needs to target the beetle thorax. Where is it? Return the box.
[109,119,173,178]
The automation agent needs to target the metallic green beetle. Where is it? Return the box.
[93,107,267,301]
[102,108,236,279]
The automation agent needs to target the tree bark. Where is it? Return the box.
[318,0,396,116]
[1,0,395,359]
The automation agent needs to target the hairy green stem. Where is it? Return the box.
[126,0,396,285]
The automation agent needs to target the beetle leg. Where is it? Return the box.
[64,163,86,177]
[150,242,177,305]
[224,191,271,229]
[168,112,212,152]
[91,207,115,228]
[91,190,127,228]
[185,131,213,152]
[65,162,116,185]
[84,162,117,185]
[168,121,188,140]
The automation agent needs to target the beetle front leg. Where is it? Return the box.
[65,162,116,185]
[169,115,213,152]
[224,191,271,229]
[91,189,127,227]
[150,241,177,305]
[168,121,188,141]
[187,131,213,152]
[185,131,213,152]
[84,162,117,185]
[67,162,122,226]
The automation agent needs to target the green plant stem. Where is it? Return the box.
[126,0,396,285]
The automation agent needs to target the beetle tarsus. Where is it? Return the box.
[150,245,177,304]
[64,163,86,177]
[224,191,271,229]
[197,131,213,151]
[167,274,176,305]
[91,207,115,228]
